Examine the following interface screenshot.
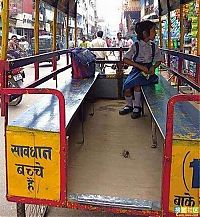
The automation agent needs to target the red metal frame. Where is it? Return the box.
[2,87,67,207]
[196,63,200,84]
[162,94,200,217]
[34,62,39,80]
[0,60,9,117]
[67,201,161,217]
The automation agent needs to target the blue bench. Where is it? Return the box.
[9,72,99,132]
[141,74,199,147]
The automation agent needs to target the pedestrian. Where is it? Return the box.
[114,32,127,60]
[8,35,23,59]
[119,20,164,119]
[79,36,90,48]
[105,37,112,47]
[116,32,126,48]
[111,37,117,56]
[112,37,117,47]
[91,31,108,74]
[127,36,133,47]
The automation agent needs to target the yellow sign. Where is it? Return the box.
[169,139,200,216]
[6,127,60,201]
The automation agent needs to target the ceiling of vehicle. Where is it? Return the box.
[42,0,76,17]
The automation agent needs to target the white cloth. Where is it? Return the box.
[124,40,164,63]
[91,37,107,59]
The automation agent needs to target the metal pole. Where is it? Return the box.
[196,0,200,85]
[53,7,57,52]
[167,0,172,50]
[180,3,184,52]
[158,0,163,48]
[66,2,70,64]
[177,2,184,90]
[74,1,78,47]
[66,5,69,49]
[197,0,200,56]
[167,0,171,69]
[159,16,163,48]
[1,0,9,118]
[1,0,9,60]
[52,7,57,72]
[34,0,40,80]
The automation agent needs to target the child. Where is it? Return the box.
[119,20,164,119]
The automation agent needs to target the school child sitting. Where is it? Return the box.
[119,20,164,119]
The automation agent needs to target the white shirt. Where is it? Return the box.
[116,39,127,48]
[91,37,107,59]
[19,41,29,50]
[124,40,164,63]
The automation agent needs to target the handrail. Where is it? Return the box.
[8,47,129,70]
[8,49,70,69]
[88,47,129,52]
[161,64,200,91]
[26,64,72,88]
[161,48,200,63]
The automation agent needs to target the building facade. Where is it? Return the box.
[123,0,141,36]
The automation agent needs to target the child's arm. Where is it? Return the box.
[123,57,148,73]
[148,61,162,75]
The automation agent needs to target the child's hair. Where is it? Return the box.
[135,20,156,40]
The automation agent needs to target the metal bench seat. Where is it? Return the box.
[8,72,99,132]
[142,74,199,141]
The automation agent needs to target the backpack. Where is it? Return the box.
[133,41,155,62]
[71,48,96,79]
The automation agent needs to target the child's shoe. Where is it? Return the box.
[119,105,133,115]
[131,106,142,119]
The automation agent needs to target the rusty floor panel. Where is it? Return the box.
[67,99,163,202]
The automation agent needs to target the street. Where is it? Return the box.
[0,55,130,217]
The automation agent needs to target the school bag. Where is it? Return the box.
[71,48,96,79]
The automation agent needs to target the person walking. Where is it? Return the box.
[91,31,108,74]
[79,36,90,48]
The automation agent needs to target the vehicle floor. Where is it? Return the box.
[67,99,164,203]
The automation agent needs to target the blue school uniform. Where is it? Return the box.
[123,40,164,90]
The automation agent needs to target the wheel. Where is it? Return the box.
[17,203,48,217]
[8,79,23,106]
[9,94,23,106]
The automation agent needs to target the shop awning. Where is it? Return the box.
[159,0,193,15]
[42,0,76,17]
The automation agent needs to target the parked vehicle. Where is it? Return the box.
[31,35,63,62]
[7,53,25,106]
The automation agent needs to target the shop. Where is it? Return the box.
[161,0,198,54]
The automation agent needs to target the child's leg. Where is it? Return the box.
[124,89,133,107]
[132,86,142,119]
[133,86,141,111]
[119,89,133,115]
